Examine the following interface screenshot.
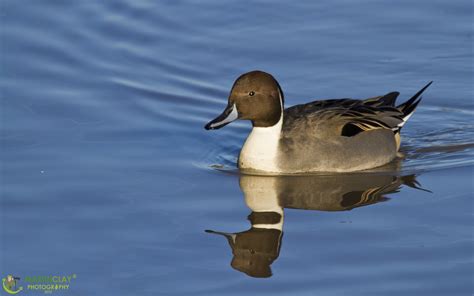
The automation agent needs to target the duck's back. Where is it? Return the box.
[277,95,403,173]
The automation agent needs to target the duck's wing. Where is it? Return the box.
[284,82,432,137]
[337,103,403,136]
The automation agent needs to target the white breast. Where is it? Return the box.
[238,116,283,173]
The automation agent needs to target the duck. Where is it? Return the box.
[204,70,432,173]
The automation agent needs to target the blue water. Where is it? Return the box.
[1,1,473,295]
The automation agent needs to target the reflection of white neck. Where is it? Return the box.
[242,177,284,230]
[253,217,283,230]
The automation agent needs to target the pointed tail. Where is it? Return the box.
[396,81,433,128]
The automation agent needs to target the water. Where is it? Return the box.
[1,0,473,295]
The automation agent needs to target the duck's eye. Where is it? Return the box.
[249,91,255,96]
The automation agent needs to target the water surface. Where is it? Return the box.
[1,1,473,295]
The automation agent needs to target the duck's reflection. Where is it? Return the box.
[206,173,426,278]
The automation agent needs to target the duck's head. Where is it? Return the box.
[205,70,284,130]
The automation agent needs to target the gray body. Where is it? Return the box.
[277,106,397,172]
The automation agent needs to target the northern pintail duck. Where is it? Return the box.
[205,70,432,173]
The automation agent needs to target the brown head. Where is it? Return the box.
[205,70,284,130]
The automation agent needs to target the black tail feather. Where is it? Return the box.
[397,81,433,115]
[401,175,432,193]
[402,96,422,117]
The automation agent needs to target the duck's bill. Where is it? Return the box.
[204,103,238,130]
[205,229,236,243]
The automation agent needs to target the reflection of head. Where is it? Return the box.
[7,275,13,282]
[230,227,282,278]
[207,211,283,278]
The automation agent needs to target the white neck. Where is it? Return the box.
[238,115,283,173]
[238,89,284,173]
